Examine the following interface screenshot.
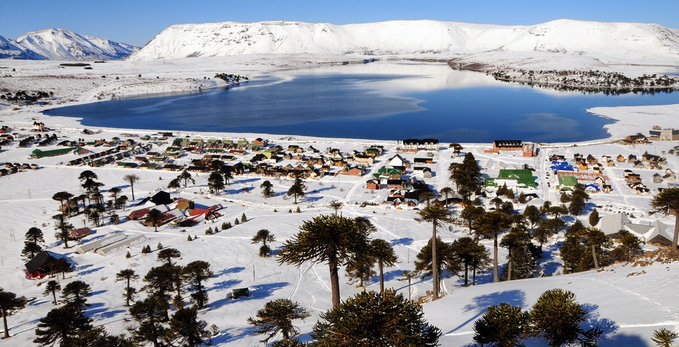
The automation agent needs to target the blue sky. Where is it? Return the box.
[1,0,678,46]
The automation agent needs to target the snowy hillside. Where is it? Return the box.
[14,29,138,61]
[0,34,45,60]
[132,19,679,65]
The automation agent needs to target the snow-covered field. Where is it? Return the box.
[1,54,679,346]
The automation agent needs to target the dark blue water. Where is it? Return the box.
[44,69,679,143]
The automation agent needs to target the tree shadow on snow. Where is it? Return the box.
[208,279,242,293]
[391,237,414,246]
[446,289,526,335]
[209,326,258,345]
[208,281,289,311]
[215,266,245,277]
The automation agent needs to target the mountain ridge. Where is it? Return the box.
[0,28,137,61]
[131,19,679,65]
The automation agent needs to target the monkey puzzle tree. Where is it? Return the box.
[651,187,679,252]
[416,204,453,300]
[278,215,373,308]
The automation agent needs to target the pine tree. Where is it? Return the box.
[248,299,310,344]
[169,307,207,346]
[473,303,530,346]
[589,208,600,227]
[182,261,214,309]
[207,171,225,194]
[287,172,306,204]
[449,152,481,204]
[312,290,441,346]
[241,213,248,223]
[568,184,590,215]
[261,180,275,198]
[531,289,601,346]
[0,288,26,339]
[651,188,679,252]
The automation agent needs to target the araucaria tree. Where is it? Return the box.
[22,226,44,260]
[129,295,170,347]
[123,174,140,200]
[312,290,441,346]
[651,187,679,252]
[62,280,92,313]
[169,307,208,346]
[370,239,398,295]
[43,280,61,305]
[178,170,195,188]
[157,248,181,266]
[252,229,276,257]
[34,304,92,346]
[531,289,601,346]
[248,299,310,344]
[450,236,488,287]
[145,209,165,232]
[416,204,453,300]
[0,288,26,339]
[475,211,512,282]
[278,215,373,308]
[473,303,530,347]
[260,180,275,198]
[52,213,72,248]
[116,269,139,306]
[52,191,74,216]
[415,238,458,293]
[207,171,225,194]
[287,171,307,204]
[182,260,214,309]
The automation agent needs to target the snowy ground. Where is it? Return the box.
[1,57,679,346]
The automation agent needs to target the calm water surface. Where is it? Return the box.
[45,63,679,142]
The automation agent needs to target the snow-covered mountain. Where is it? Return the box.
[0,34,45,60]
[132,19,679,65]
[11,29,137,61]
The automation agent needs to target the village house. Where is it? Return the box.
[624,133,649,144]
[401,138,439,151]
[649,126,679,141]
[485,140,537,157]
[25,251,71,280]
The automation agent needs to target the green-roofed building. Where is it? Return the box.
[558,175,579,191]
[486,169,537,189]
[31,147,75,159]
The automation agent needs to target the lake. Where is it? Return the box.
[44,62,679,143]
